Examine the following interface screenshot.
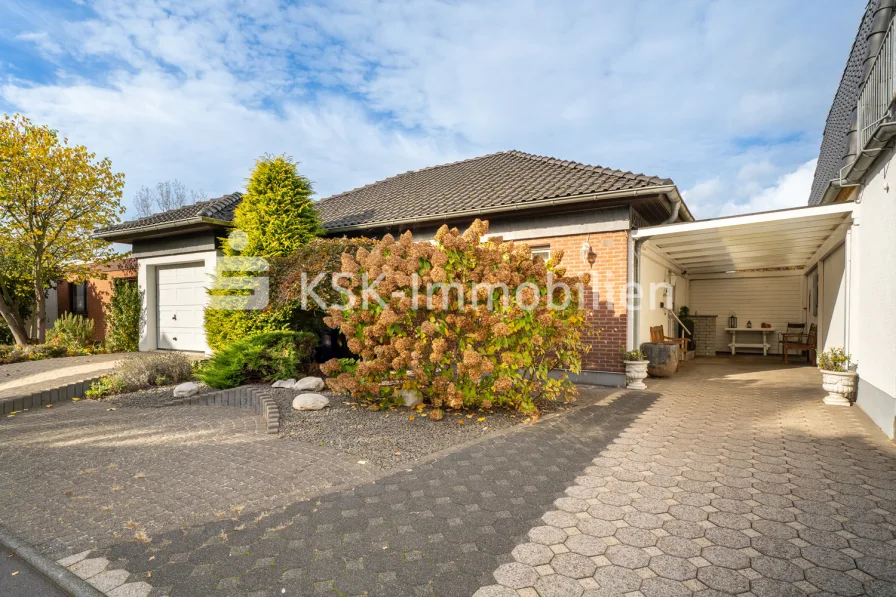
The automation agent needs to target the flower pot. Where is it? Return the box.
[640,342,679,377]
[623,360,650,390]
[820,369,857,406]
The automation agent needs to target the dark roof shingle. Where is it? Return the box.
[95,193,242,235]
[809,1,878,205]
[95,150,674,237]
[316,150,672,229]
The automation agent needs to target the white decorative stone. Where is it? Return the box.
[272,379,296,389]
[400,389,422,407]
[292,393,330,410]
[173,382,199,398]
[294,376,325,391]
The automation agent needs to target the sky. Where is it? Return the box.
[0,0,865,221]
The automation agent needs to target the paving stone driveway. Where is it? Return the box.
[0,353,141,400]
[2,356,896,597]
[479,357,896,597]
[0,401,375,560]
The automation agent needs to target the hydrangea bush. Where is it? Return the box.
[320,219,591,414]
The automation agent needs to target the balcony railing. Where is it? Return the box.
[857,16,896,151]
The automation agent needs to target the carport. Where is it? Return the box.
[630,202,856,357]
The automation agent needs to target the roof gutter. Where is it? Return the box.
[324,184,693,233]
[92,216,234,241]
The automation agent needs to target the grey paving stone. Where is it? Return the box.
[701,545,750,569]
[70,557,109,579]
[550,552,596,578]
[511,542,554,566]
[527,525,567,545]
[593,565,643,593]
[534,573,584,597]
[696,565,750,593]
[564,533,607,557]
[604,544,650,569]
[493,562,538,589]
[649,554,697,581]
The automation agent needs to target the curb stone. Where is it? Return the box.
[0,376,105,416]
[157,385,280,434]
[0,523,105,597]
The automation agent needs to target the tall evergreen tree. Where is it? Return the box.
[227,155,323,257]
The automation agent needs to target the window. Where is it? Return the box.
[530,245,551,261]
[71,282,88,316]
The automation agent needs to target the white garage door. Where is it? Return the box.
[157,262,208,352]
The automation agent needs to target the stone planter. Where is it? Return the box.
[623,360,650,390]
[820,369,857,406]
[641,342,679,377]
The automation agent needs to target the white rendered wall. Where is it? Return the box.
[850,153,896,437]
[638,249,678,346]
[821,243,846,352]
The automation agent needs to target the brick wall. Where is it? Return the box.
[57,268,136,342]
[693,315,718,357]
[512,230,630,373]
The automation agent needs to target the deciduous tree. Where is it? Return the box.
[0,114,125,342]
[133,179,206,218]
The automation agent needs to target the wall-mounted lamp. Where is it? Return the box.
[580,241,592,266]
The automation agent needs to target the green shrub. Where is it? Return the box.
[105,279,142,352]
[621,348,646,361]
[198,331,317,389]
[0,322,12,345]
[85,375,125,399]
[47,313,94,350]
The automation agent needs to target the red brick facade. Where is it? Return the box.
[513,230,629,373]
[56,262,137,342]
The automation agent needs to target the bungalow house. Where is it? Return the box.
[92,1,896,439]
[94,150,696,387]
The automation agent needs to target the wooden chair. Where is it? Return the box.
[650,325,689,353]
[783,323,817,365]
[778,323,806,355]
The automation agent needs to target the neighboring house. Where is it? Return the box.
[94,150,695,386]
[804,0,896,438]
[55,260,138,342]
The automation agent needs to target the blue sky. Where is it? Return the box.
[0,0,864,220]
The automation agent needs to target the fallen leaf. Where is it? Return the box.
[477,417,486,422]
[71,398,80,401]
[408,415,414,421]
[107,408,116,412]
[394,451,401,456]
[457,420,465,425]
[11,571,18,576]
[466,414,474,418]
[45,404,52,408]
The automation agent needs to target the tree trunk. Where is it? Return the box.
[0,291,30,346]
[33,262,46,343]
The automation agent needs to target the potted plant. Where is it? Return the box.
[621,348,650,390]
[818,347,857,406]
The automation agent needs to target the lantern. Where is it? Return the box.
[728,313,738,329]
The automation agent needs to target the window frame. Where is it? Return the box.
[70,282,88,316]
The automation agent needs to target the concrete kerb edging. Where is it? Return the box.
[0,523,105,597]
[0,376,105,416]
[158,386,280,434]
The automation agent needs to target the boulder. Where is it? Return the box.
[272,379,296,389]
[294,376,325,392]
[292,393,330,411]
[173,382,199,398]
[399,389,422,407]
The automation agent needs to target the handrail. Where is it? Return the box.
[665,308,693,336]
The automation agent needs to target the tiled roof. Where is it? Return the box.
[95,151,674,237]
[809,1,878,205]
[95,193,242,235]
[315,150,672,229]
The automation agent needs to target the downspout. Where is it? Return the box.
[662,193,683,224]
[630,236,646,349]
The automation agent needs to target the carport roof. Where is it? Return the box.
[632,202,855,275]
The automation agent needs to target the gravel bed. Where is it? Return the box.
[265,387,589,470]
[102,383,215,408]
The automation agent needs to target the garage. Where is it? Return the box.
[156,262,208,352]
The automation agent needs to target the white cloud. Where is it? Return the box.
[0,0,864,219]
[684,159,818,219]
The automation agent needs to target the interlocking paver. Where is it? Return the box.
[486,357,896,597]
